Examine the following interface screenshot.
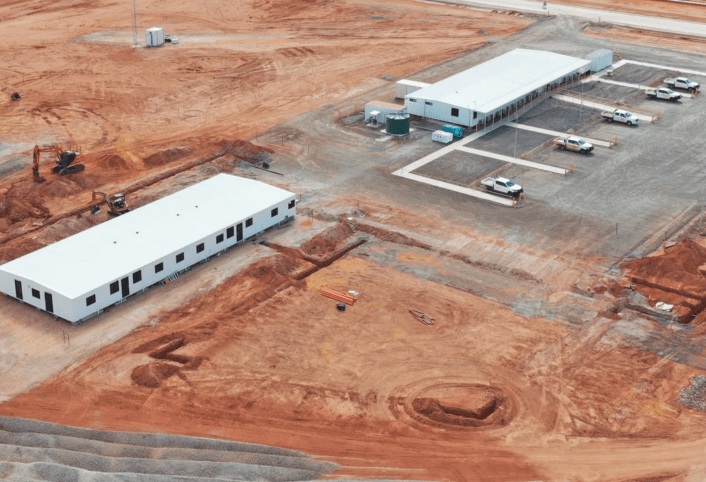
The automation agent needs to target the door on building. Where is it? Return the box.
[45,292,53,313]
[14,280,23,300]
[236,223,243,242]
[121,277,130,298]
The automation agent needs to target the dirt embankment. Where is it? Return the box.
[584,24,706,54]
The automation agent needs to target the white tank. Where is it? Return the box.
[145,27,165,47]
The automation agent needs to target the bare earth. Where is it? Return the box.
[3,0,706,481]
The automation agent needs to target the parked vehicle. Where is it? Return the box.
[554,136,594,154]
[664,77,700,91]
[646,87,682,101]
[442,125,464,138]
[481,177,523,197]
[601,109,639,126]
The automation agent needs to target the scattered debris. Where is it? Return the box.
[677,375,706,411]
[320,288,357,305]
[409,308,435,325]
[337,302,346,311]
[10,91,21,101]
[348,290,359,297]
[655,301,674,311]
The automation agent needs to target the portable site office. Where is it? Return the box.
[0,174,296,323]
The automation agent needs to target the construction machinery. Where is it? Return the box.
[32,145,86,182]
[92,191,130,216]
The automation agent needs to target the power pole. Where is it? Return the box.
[132,0,138,47]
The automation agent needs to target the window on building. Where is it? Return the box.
[110,281,119,294]
[409,98,417,102]
[227,226,234,238]
[451,108,459,117]
[425,101,433,106]
[245,218,253,227]
[196,243,205,253]
[288,200,295,209]
[216,234,224,244]
[133,270,142,283]
[176,252,185,263]
[271,208,278,217]
[473,111,478,119]
[155,262,164,273]
[32,288,40,299]
[86,294,96,306]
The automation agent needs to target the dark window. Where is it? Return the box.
[32,288,40,299]
[245,218,253,227]
[14,280,22,300]
[451,107,459,117]
[227,226,234,238]
[216,234,224,244]
[288,200,295,209]
[176,252,185,263]
[196,243,205,253]
[271,208,278,217]
[86,294,96,306]
[133,270,142,283]
[155,262,164,273]
[409,98,417,102]
[473,112,478,119]
[110,281,119,294]
[425,101,432,106]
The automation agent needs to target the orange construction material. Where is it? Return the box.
[320,288,357,305]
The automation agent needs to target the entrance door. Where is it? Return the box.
[14,280,22,300]
[121,277,130,298]
[236,223,243,242]
[45,292,53,313]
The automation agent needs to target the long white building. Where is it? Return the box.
[405,49,592,127]
[0,174,296,323]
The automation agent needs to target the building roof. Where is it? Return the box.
[396,79,431,88]
[365,100,406,110]
[406,49,591,114]
[0,174,294,299]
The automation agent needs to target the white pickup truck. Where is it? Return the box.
[601,109,639,126]
[554,136,594,154]
[646,87,682,102]
[481,177,523,197]
[665,77,699,92]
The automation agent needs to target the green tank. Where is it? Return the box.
[386,113,410,135]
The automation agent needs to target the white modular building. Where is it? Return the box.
[145,27,165,47]
[585,49,613,73]
[394,79,432,99]
[404,49,592,128]
[0,174,296,323]
[364,100,407,124]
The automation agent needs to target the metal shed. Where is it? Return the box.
[585,49,614,73]
[0,174,296,323]
[364,101,406,125]
[404,49,592,128]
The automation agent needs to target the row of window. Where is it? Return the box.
[85,205,294,307]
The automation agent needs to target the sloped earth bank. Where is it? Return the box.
[3,233,706,481]
[583,24,706,54]
[549,0,706,22]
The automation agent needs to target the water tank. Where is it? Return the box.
[386,113,410,136]
[145,27,165,47]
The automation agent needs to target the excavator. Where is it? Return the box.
[91,191,130,216]
[32,144,86,183]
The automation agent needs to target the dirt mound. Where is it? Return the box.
[131,361,182,388]
[37,178,84,198]
[93,153,130,171]
[623,240,706,278]
[0,195,51,225]
[143,147,192,168]
[300,223,354,256]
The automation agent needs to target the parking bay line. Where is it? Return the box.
[551,94,654,122]
[621,60,706,78]
[456,146,568,175]
[509,122,612,147]
[589,78,695,100]
[398,172,515,206]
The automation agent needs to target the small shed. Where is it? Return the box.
[585,49,613,73]
[145,27,165,47]
[365,101,406,125]
[395,80,432,99]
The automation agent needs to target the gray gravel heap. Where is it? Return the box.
[677,375,706,411]
[0,416,337,481]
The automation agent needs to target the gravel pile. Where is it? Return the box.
[677,375,706,411]
[0,416,337,481]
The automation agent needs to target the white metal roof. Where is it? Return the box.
[396,79,432,88]
[0,174,294,299]
[406,49,591,114]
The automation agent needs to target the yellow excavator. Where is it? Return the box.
[92,191,130,217]
[32,144,85,183]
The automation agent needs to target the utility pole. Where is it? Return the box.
[132,0,138,48]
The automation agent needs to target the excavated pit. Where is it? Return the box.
[405,384,514,429]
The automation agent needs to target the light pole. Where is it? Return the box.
[132,0,138,48]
